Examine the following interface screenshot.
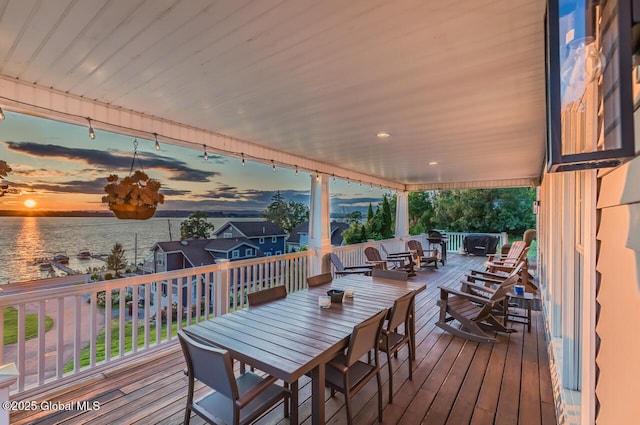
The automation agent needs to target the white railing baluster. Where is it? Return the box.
[0,307,4,365]
[105,289,112,363]
[132,285,138,353]
[118,287,125,357]
[37,300,45,385]
[144,282,151,348]
[56,298,63,379]
[154,280,162,344]
[89,292,97,368]
[16,304,25,391]
[73,296,81,375]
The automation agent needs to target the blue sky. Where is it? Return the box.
[0,111,387,213]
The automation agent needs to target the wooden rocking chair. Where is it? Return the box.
[435,275,517,344]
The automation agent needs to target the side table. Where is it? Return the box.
[504,291,534,332]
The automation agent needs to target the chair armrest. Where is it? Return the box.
[461,281,496,295]
[439,286,492,305]
[236,374,281,408]
[344,264,375,270]
[464,274,503,286]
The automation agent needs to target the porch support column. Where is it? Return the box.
[395,191,410,238]
[308,174,332,276]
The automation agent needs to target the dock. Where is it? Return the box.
[51,261,80,275]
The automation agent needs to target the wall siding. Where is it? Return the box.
[595,155,640,424]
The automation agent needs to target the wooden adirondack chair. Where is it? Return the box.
[327,253,375,276]
[407,239,438,269]
[435,273,519,344]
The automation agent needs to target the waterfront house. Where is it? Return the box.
[2,2,640,424]
[214,221,287,257]
[287,220,349,251]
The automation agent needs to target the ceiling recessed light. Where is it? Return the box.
[376,132,391,138]
[428,161,438,165]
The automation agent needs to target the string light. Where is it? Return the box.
[295,165,298,176]
[315,171,320,182]
[87,117,95,140]
[0,95,404,193]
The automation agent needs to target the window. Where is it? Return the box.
[232,250,239,259]
[272,236,277,243]
[224,232,232,238]
[245,248,253,256]
[265,252,272,257]
[259,237,265,244]
[275,250,281,255]
[156,253,165,266]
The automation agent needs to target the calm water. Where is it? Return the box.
[0,216,261,284]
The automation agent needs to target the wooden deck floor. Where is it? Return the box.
[11,253,557,425]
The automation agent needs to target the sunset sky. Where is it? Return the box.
[0,111,386,214]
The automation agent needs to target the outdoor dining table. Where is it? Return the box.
[183,273,425,425]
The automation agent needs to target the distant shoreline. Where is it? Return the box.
[0,210,262,218]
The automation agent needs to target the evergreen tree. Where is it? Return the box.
[367,202,374,222]
[107,242,127,277]
[381,194,393,238]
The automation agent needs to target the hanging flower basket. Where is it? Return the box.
[109,202,157,220]
[102,141,165,220]
[102,170,164,220]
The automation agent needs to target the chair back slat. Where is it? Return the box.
[247,285,287,306]
[371,268,408,281]
[407,239,424,256]
[307,272,333,287]
[386,292,415,331]
[364,246,383,262]
[346,309,387,366]
[178,331,238,402]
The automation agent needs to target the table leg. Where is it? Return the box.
[290,380,299,424]
[410,299,416,360]
[310,363,325,425]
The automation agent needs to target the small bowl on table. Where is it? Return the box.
[327,289,345,303]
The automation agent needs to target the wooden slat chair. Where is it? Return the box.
[247,285,287,306]
[435,274,518,344]
[327,253,375,277]
[178,330,289,425]
[325,309,388,424]
[307,272,333,287]
[407,239,439,269]
[486,240,526,264]
[483,246,538,294]
[365,246,413,274]
[377,291,415,404]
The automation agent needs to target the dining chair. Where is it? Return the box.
[178,330,289,425]
[307,272,333,287]
[325,309,388,424]
[378,291,415,403]
[247,285,287,306]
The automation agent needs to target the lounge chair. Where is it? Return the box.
[407,239,439,269]
[327,253,375,276]
[435,274,518,344]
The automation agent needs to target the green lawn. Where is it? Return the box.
[64,317,194,372]
[3,306,54,345]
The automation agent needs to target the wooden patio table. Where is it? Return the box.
[184,274,425,425]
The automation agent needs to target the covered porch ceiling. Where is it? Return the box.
[0,0,547,191]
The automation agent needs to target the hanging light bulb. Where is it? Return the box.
[153,132,160,150]
[241,153,245,167]
[203,144,208,161]
[370,183,373,191]
[272,160,276,172]
[332,174,336,183]
[87,117,95,140]
[0,107,5,120]
[315,171,320,182]
[295,165,298,176]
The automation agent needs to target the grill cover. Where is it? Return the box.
[463,234,499,255]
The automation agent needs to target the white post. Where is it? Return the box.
[0,363,18,425]
[308,174,332,276]
[395,191,410,250]
[215,260,230,316]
